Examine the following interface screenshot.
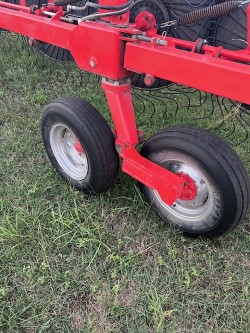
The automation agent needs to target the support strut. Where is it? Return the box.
[102,78,185,205]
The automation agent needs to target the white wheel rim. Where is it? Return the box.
[50,123,89,180]
[153,160,216,222]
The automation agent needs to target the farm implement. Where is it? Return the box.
[0,0,249,237]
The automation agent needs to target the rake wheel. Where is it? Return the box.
[213,3,247,50]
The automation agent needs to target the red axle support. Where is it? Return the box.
[101,79,138,145]
[177,173,197,201]
[119,141,185,205]
[102,79,185,205]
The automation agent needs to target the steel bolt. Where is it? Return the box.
[144,75,156,86]
[28,37,40,46]
[115,144,123,154]
[156,38,167,46]
[89,58,96,68]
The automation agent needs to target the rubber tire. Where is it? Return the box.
[213,5,247,51]
[41,96,119,194]
[140,126,249,238]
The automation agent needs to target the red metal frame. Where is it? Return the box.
[99,0,130,25]
[1,0,249,204]
[102,79,185,204]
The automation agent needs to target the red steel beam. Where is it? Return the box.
[124,40,250,104]
[0,1,30,12]
[0,5,73,49]
[0,6,129,79]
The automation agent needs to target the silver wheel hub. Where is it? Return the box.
[50,123,88,180]
[154,161,213,222]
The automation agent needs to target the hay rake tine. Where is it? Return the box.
[189,93,216,120]
[220,98,249,145]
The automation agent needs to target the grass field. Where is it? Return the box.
[0,33,250,333]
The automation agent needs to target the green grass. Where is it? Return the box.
[0,33,250,333]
